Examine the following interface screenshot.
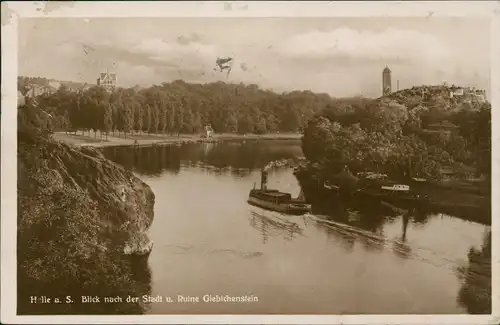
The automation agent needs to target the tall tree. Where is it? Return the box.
[68,94,83,133]
[150,103,159,134]
[89,100,105,138]
[192,112,202,133]
[226,112,238,133]
[143,104,152,134]
[102,103,113,140]
[182,109,194,133]
[158,104,167,134]
[174,106,184,136]
[237,114,254,134]
[123,104,134,137]
[255,117,267,134]
[133,102,143,135]
[282,107,302,132]
[79,96,92,136]
[116,103,125,137]
[111,103,119,136]
[167,105,176,135]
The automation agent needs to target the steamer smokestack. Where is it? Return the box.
[260,168,268,190]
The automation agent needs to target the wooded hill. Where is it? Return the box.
[302,85,491,181]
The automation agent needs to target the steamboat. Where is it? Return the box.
[248,168,312,215]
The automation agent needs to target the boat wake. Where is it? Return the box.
[211,249,264,259]
[159,243,264,259]
[304,214,476,273]
[248,208,306,242]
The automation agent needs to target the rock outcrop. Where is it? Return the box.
[17,97,156,314]
[18,134,155,256]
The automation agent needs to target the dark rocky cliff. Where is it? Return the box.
[17,100,155,314]
[18,133,155,256]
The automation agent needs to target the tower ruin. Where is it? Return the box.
[382,66,392,96]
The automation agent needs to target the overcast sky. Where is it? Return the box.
[18,17,490,98]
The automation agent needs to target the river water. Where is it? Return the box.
[101,140,491,315]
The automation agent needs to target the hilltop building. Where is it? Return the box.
[48,80,61,90]
[97,69,117,92]
[25,85,44,98]
[382,66,392,96]
[449,86,486,103]
[25,84,57,98]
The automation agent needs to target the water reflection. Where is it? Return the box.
[305,189,477,263]
[322,223,356,252]
[128,258,153,313]
[309,198,490,288]
[411,208,432,225]
[313,202,390,239]
[100,140,303,177]
[102,145,182,176]
[457,230,492,314]
[391,211,412,259]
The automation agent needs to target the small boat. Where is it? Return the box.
[381,184,411,192]
[355,180,430,208]
[248,168,312,215]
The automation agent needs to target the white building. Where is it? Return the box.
[449,88,464,97]
[204,125,214,138]
[449,86,486,103]
[97,70,117,92]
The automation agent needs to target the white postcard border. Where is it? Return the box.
[1,1,499,324]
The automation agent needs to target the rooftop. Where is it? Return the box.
[99,72,117,81]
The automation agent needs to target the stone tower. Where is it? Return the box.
[382,66,392,96]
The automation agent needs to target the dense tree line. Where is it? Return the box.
[302,95,491,181]
[20,77,491,180]
[22,80,341,137]
[101,141,302,177]
[18,76,86,97]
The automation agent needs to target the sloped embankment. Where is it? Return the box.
[17,130,155,314]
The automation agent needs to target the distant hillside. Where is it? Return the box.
[18,76,89,95]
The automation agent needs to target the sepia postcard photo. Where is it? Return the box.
[1,1,499,324]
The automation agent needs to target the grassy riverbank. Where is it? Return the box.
[53,131,302,148]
